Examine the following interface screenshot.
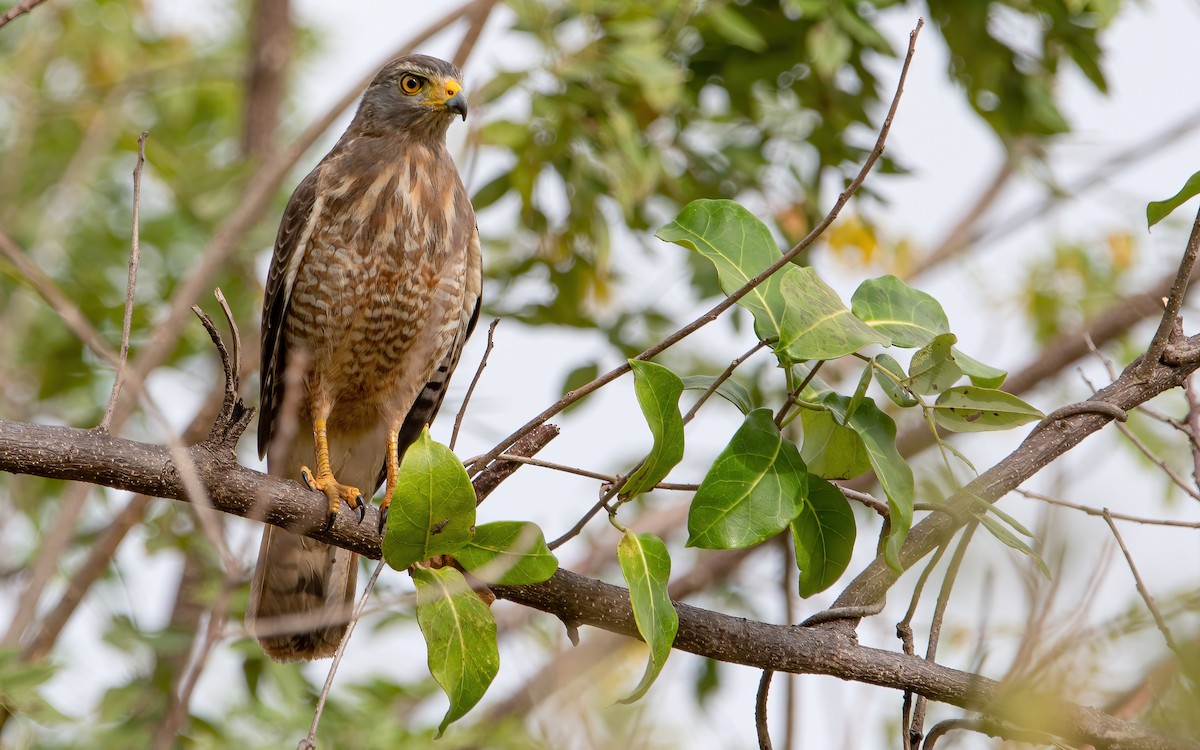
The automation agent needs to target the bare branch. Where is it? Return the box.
[451,317,499,450]
[756,669,774,750]
[1101,510,1182,657]
[0,0,50,30]
[1017,489,1200,529]
[98,132,148,433]
[304,559,387,747]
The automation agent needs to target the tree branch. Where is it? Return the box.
[0,405,1195,749]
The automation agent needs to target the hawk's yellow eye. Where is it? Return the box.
[399,74,423,95]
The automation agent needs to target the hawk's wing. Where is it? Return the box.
[258,168,320,461]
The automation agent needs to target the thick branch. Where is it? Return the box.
[492,570,1195,750]
[0,417,1193,750]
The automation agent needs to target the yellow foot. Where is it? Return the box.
[300,466,366,530]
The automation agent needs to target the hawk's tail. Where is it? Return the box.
[247,528,357,662]
[246,426,380,662]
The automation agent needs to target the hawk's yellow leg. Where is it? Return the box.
[300,418,366,530]
[377,429,401,534]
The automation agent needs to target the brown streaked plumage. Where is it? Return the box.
[247,54,481,662]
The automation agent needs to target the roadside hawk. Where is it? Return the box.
[247,54,481,662]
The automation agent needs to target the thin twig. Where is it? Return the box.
[897,540,951,747]
[303,559,387,747]
[682,340,767,424]
[1017,489,1200,528]
[841,486,889,517]
[1101,509,1182,657]
[921,718,1067,749]
[756,669,774,750]
[99,131,148,432]
[495,453,614,482]
[1138,202,1200,378]
[1184,374,1200,492]
[909,522,977,746]
[466,19,925,477]
[775,361,825,427]
[1080,368,1200,501]
[0,0,51,30]
[451,318,498,450]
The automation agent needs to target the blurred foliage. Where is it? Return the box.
[1023,232,1135,344]
[2,0,1193,747]
[476,0,1116,355]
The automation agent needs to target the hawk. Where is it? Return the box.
[247,54,481,662]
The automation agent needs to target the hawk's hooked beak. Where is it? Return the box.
[442,79,468,121]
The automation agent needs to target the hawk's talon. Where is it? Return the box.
[377,506,389,535]
[300,464,363,532]
[300,466,317,491]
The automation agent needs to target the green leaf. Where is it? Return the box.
[623,360,686,498]
[800,408,872,479]
[932,387,1044,432]
[454,521,558,585]
[382,429,477,571]
[617,530,678,703]
[953,348,1007,388]
[688,409,808,549]
[656,200,887,363]
[656,200,790,347]
[907,333,961,395]
[413,566,499,736]
[826,396,913,569]
[851,275,950,347]
[791,477,857,597]
[681,375,754,415]
[978,516,1051,579]
[874,353,918,407]
[1147,170,1200,228]
[777,267,890,360]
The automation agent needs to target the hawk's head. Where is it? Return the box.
[355,54,468,138]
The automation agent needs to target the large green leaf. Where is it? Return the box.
[932,387,1044,432]
[791,476,857,597]
[412,566,499,736]
[825,395,913,569]
[1147,170,1200,228]
[850,275,949,347]
[800,409,872,479]
[454,521,558,586]
[656,200,789,345]
[382,429,477,571]
[617,530,679,703]
[907,333,961,395]
[688,409,808,549]
[777,267,890,360]
[623,360,686,498]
